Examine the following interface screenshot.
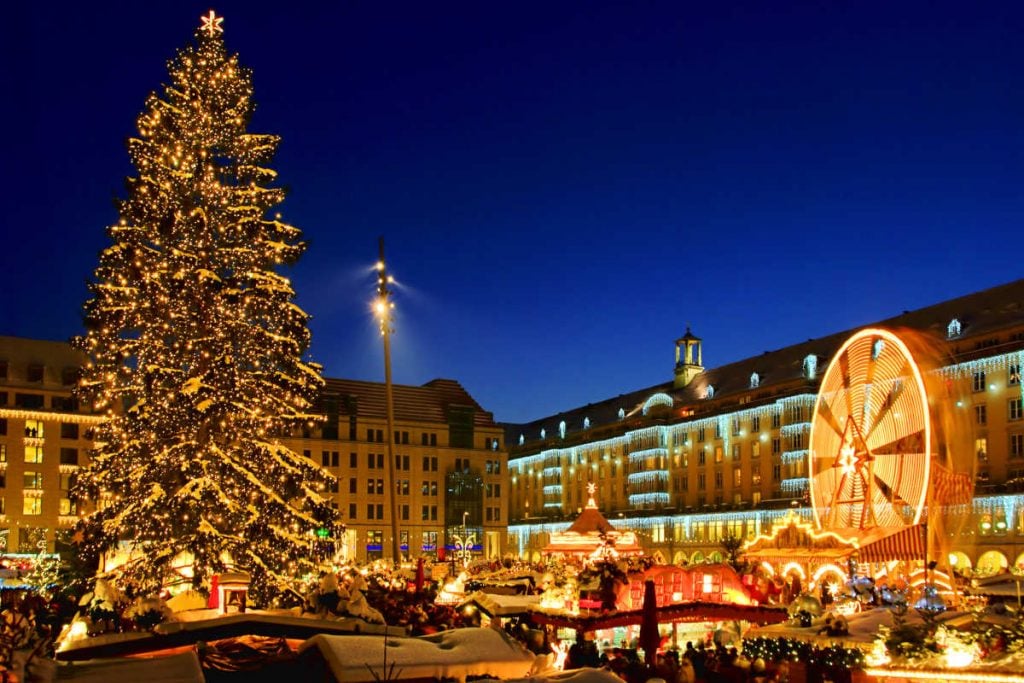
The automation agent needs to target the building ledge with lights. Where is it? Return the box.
[502,279,1024,574]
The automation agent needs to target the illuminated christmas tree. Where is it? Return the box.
[73,11,339,601]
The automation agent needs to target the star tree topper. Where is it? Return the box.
[200,10,224,36]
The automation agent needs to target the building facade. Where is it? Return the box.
[0,337,508,561]
[504,279,1024,576]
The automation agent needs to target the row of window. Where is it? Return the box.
[971,367,1021,393]
[974,399,1024,424]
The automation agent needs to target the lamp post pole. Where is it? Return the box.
[376,237,401,564]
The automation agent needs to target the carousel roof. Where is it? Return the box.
[543,485,643,556]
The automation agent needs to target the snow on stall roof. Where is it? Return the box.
[477,667,625,683]
[299,627,536,683]
[460,591,543,617]
[55,650,204,682]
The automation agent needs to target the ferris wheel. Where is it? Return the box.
[808,328,932,531]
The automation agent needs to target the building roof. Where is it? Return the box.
[504,277,1024,449]
[322,377,497,427]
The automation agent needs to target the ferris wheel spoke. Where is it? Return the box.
[865,362,912,442]
[868,430,925,456]
[816,396,846,438]
[839,350,856,425]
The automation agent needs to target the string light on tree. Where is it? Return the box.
[72,10,340,602]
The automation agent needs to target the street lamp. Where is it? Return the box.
[374,238,401,564]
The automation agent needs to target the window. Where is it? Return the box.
[27,364,44,382]
[331,452,339,467]
[0,360,6,379]
[401,505,409,521]
[975,404,987,425]
[790,405,804,422]
[421,505,437,521]
[366,479,375,494]
[731,417,740,435]
[322,451,330,466]
[349,478,357,494]
[24,472,43,490]
[1010,399,1023,422]
[24,419,44,438]
[15,394,44,410]
[0,419,6,436]
[714,423,722,439]
[1011,433,1024,459]
[60,423,79,440]
[349,503,357,519]
[973,371,986,393]
[714,447,723,463]
[698,450,706,466]
[697,473,706,491]
[23,497,42,516]
[24,446,43,464]
[751,442,761,458]
[752,416,760,432]
[697,427,705,442]
[714,471,723,489]
[397,479,409,495]
[789,433,804,450]
[771,438,781,455]
[349,452,357,468]
[367,504,376,519]
[976,437,988,462]
[60,473,75,515]
[752,471,762,486]
[1011,365,1021,387]
[732,444,740,460]
[772,464,781,481]
[772,412,781,429]
[733,467,742,487]
[60,448,77,465]
[376,478,384,494]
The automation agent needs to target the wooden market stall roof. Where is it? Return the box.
[529,601,788,631]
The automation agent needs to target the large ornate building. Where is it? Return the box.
[503,279,1024,576]
[0,336,508,561]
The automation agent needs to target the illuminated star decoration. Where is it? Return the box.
[200,10,224,36]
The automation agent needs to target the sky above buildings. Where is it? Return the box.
[3,1,1022,423]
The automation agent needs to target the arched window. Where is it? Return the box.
[618,408,625,420]
[583,417,591,430]
[705,385,715,399]
[558,421,566,439]
[750,372,760,389]
[803,354,818,380]
[948,318,962,339]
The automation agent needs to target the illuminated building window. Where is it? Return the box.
[1009,398,1022,422]
[948,318,962,339]
[714,447,723,463]
[732,444,740,460]
[972,371,986,393]
[733,467,742,487]
[975,404,987,425]
[0,445,5,463]
[750,372,760,388]
[24,419,44,438]
[24,447,42,464]
[732,417,740,435]
[752,470,762,485]
[752,441,761,458]
[803,355,817,380]
[23,496,42,516]
[752,415,760,431]
[976,437,988,462]
[1011,364,1021,386]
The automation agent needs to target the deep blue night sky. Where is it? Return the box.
[3,1,1022,423]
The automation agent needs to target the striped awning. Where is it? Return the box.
[857,524,925,563]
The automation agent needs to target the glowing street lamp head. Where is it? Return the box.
[374,299,388,317]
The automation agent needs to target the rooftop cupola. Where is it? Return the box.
[674,326,703,388]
